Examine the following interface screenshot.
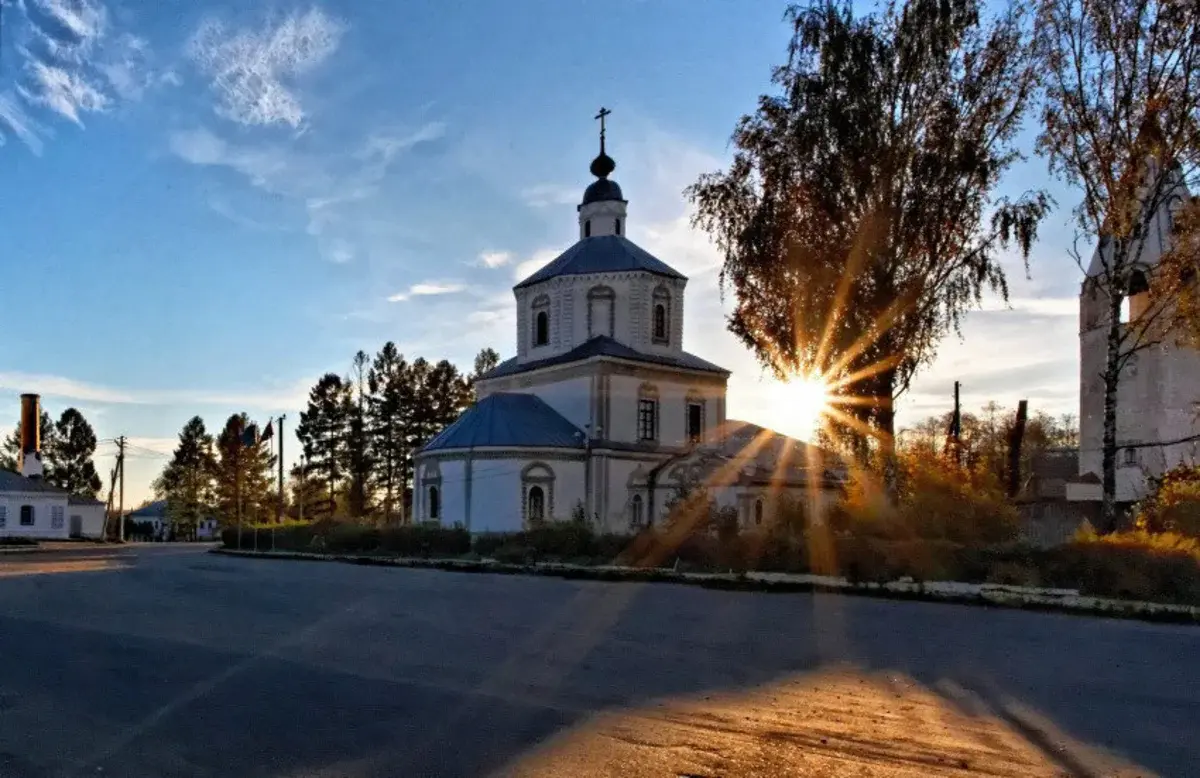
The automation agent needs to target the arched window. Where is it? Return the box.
[754,499,763,526]
[630,494,644,528]
[428,486,440,520]
[528,486,545,524]
[614,218,621,235]
[651,285,671,343]
[531,294,550,347]
[584,220,592,238]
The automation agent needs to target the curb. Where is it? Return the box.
[210,548,1200,625]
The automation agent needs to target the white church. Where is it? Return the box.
[413,116,843,534]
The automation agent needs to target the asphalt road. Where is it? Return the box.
[0,544,1196,777]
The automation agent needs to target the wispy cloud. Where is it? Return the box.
[187,7,345,129]
[0,0,164,152]
[477,250,512,268]
[169,121,445,263]
[520,183,579,208]
[387,282,466,303]
[511,248,561,282]
[0,370,312,411]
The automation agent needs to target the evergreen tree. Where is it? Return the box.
[0,410,58,475]
[214,413,276,525]
[344,350,375,519]
[296,373,351,519]
[153,416,217,539]
[367,342,412,523]
[50,408,103,496]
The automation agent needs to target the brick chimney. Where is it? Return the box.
[19,393,43,479]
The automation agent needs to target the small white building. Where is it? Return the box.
[0,394,107,540]
[413,126,844,533]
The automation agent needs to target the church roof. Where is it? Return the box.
[481,335,729,380]
[421,393,586,453]
[514,235,686,289]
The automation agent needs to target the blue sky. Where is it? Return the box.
[0,0,1085,505]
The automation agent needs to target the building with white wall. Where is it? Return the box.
[1068,157,1200,507]
[413,124,844,534]
[0,394,106,540]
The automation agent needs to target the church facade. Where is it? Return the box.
[413,123,842,533]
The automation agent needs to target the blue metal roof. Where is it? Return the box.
[0,469,68,494]
[481,336,729,380]
[581,178,624,205]
[127,499,169,518]
[421,393,586,453]
[514,235,686,289]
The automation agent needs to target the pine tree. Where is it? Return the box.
[153,416,217,539]
[344,350,375,519]
[50,408,103,496]
[296,373,351,519]
[467,347,502,402]
[367,342,412,524]
[0,410,58,475]
[214,413,276,526]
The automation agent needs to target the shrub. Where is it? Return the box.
[380,526,471,557]
[1135,465,1200,537]
[0,537,38,547]
[1055,530,1200,604]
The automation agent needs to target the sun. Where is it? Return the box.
[764,373,830,442]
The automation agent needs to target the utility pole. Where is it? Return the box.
[117,436,126,542]
[946,381,963,465]
[277,414,286,522]
[1008,400,1029,499]
[298,454,306,523]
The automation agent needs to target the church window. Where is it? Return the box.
[532,295,551,347]
[20,505,34,526]
[687,402,703,443]
[587,286,615,338]
[614,218,621,235]
[754,499,764,526]
[1123,447,1136,465]
[51,505,64,529]
[652,286,671,343]
[428,486,440,520]
[528,486,546,524]
[584,220,592,238]
[630,494,644,528]
[638,399,658,441]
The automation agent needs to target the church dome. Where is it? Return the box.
[582,177,624,205]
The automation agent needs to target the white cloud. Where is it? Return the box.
[187,8,345,128]
[477,250,512,268]
[0,93,46,154]
[169,122,444,263]
[20,60,109,123]
[387,282,466,303]
[512,248,561,282]
[0,370,312,411]
[0,0,162,152]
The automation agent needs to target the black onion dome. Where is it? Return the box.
[582,177,624,205]
[589,150,616,178]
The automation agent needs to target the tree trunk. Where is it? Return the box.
[1101,294,1123,533]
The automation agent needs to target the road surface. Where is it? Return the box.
[0,543,1196,777]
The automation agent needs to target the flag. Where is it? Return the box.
[260,419,274,444]
[240,424,259,448]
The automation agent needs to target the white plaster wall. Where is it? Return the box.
[578,200,627,239]
[529,376,592,432]
[599,456,648,533]
[71,503,106,539]
[415,455,586,533]
[607,374,724,446]
[0,493,70,539]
